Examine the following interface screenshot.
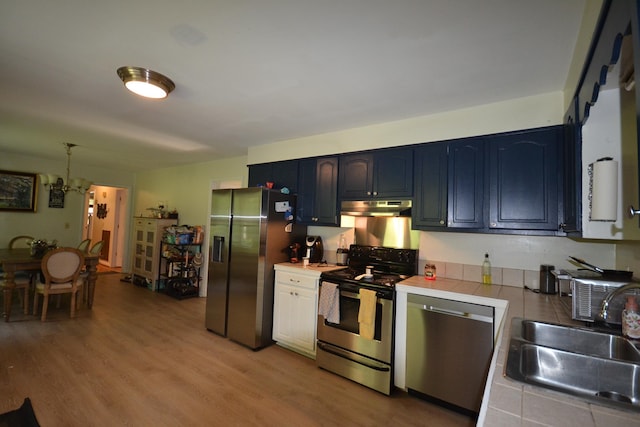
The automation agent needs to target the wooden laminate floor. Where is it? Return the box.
[1,274,475,426]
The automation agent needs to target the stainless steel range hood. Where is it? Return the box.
[340,200,412,217]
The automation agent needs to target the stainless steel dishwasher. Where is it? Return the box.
[406,294,494,414]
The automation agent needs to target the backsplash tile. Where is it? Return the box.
[523,270,538,289]
[502,268,524,287]
[416,260,526,288]
[490,266,503,286]
[463,264,481,282]
[445,262,463,280]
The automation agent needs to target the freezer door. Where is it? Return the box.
[205,189,232,335]
[227,188,265,348]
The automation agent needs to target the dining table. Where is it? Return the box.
[1,248,99,322]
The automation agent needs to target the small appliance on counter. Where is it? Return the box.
[556,269,637,325]
[336,234,348,266]
[289,242,302,263]
[305,235,323,263]
[539,264,556,294]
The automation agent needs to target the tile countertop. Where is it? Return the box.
[274,262,347,276]
[395,276,640,427]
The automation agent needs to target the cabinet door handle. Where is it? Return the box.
[439,220,445,225]
[367,191,372,195]
[373,191,378,196]
[289,278,300,283]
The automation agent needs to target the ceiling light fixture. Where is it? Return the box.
[39,143,92,194]
[117,66,175,99]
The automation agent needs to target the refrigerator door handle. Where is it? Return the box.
[212,236,224,262]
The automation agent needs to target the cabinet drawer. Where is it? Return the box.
[276,271,317,290]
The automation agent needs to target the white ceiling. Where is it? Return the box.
[0,0,586,172]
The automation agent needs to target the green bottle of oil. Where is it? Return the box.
[482,253,492,285]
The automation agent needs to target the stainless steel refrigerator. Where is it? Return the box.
[205,188,302,349]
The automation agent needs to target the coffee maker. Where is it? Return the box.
[305,236,324,263]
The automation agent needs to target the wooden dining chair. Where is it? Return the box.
[76,238,91,253]
[88,240,104,256]
[33,247,85,321]
[9,235,34,249]
[0,273,32,315]
[1,235,36,309]
[79,240,104,302]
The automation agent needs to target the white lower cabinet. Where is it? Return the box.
[273,267,320,359]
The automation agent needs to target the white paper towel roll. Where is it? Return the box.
[589,158,618,221]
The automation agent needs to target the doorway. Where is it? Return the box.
[83,185,129,269]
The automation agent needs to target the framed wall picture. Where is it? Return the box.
[0,170,38,212]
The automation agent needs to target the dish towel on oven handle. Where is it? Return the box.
[318,281,340,324]
[358,288,377,340]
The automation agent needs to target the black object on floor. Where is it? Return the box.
[0,398,40,427]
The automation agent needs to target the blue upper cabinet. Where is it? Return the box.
[413,126,564,235]
[561,97,582,235]
[448,138,485,229]
[488,127,562,231]
[339,153,373,199]
[339,147,413,199]
[297,156,339,226]
[248,159,299,193]
[413,142,447,228]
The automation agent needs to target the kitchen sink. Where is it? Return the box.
[505,318,640,411]
[518,319,640,362]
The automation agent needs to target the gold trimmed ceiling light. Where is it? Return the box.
[117,66,175,99]
[39,143,92,194]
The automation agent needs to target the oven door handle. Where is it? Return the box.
[340,290,361,299]
[340,289,386,300]
[317,342,390,372]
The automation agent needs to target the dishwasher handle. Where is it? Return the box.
[408,300,494,323]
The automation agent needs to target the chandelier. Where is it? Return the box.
[39,143,92,194]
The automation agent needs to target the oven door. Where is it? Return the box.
[317,280,394,363]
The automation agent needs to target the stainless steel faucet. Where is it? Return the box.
[598,283,640,323]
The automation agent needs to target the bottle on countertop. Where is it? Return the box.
[336,234,348,266]
[482,253,492,285]
[622,296,640,339]
[424,263,436,280]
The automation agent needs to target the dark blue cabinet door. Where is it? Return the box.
[339,153,373,199]
[296,158,316,224]
[272,160,299,194]
[297,157,339,226]
[248,160,298,193]
[248,163,272,188]
[339,148,413,199]
[562,98,582,234]
[413,142,447,228]
[373,148,413,198]
[315,157,339,225]
[448,138,485,229]
[489,127,561,230]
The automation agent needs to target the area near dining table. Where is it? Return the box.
[1,247,99,322]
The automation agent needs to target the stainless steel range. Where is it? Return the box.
[316,244,418,395]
